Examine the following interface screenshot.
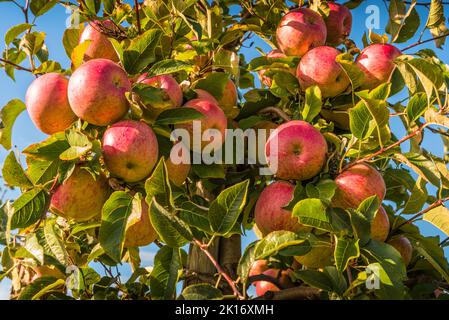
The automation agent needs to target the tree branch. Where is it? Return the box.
[133,0,142,34]
[402,32,449,51]
[395,196,449,230]
[248,274,283,289]
[258,107,291,122]
[0,58,34,73]
[253,286,321,300]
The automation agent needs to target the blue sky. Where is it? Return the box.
[0,0,449,299]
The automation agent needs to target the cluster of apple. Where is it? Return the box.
[249,5,410,295]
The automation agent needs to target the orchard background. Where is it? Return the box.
[0,0,449,300]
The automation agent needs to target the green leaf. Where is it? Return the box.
[133,84,173,109]
[349,100,375,139]
[10,188,48,229]
[425,107,449,129]
[406,93,428,123]
[40,221,68,265]
[62,27,81,59]
[336,52,364,90]
[145,158,173,208]
[155,107,204,125]
[302,85,322,122]
[5,23,32,46]
[403,178,428,214]
[253,231,309,260]
[292,198,333,232]
[99,191,135,263]
[191,164,225,179]
[23,233,44,264]
[357,195,380,222]
[195,72,230,101]
[71,40,91,69]
[334,236,360,272]
[66,266,100,292]
[59,130,92,161]
[423,205,449,237]
[0,99,26,150]
[209,180,249,236]
[123,29,162,75]
[19,31,45,56]
[180,284,223,300]
[292,269,334,292]
[405,58,443,100]
[147,59,193,77]
[178,202,211,233]
[30,0,58,16]
[427,0,446,28]
[27,158,62,185]
[84,0,101,14]
[2,151,33,188]
[393,152,441,187]
[23,132,69,160]
[18,277,65,300]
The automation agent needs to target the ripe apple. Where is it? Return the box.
[294,237,334,269]
[265,120,328,181]
[195,89,218,104]
[255,269,294,296]
[259,49,296,87]
[356,44,402,90]
[254,181,308,236]
[388,236,413,266]
[124,199,157,247]
[297,46,350,98]
[276,8,327,57]
[79,20,119,62]
[332,163,386,209]
[136,73,183,108]
[165,155,191,187]
[50,166,111,222]
[68,58,131,126]
[25,73,77,135]
[175,98,227,150]
[249,260,268,277]
[371,206,390,242]
[102,120,159,183]
[324,2,352,45]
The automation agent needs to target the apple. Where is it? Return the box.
[249,260,268,277]
[259,49,296,87]
[175,98,227,150]
[102,120,159,183]
[265,120,328,181]
[79,20,119,62]
[276,8,327,57]
[25,73,77,135]
[371,206,390,242]
[124,199,157,247]
[324,2,352,45]
[195,89,218,104]
[356,44,402,90]
[294,236,334,269]
[165,154,191,187]
[218,79,238,110]
[254,181,308,236]
[297,46,350,98]
[136,73,183,108]
[68,58,131,126]
[388,236,413,266]
[50,166,111,222]
[255,269,294,296]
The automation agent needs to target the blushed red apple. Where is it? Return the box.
[325,2,352,45]
[388,236,413,266]
[371,206,390,242]
[79,20,119,62]
[254,269,294,296]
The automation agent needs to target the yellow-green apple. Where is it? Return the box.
[68,58,131,126]
[332,163,386,209]
[276,8,327,57]
[371,206,390,242]
[297,46,350,98]
[388,236,413,266]
[259,49,296,87]
[254,181,308,236]
[79,20,119,62]
[25,73,77,135]
[324,2,352,45]
[356,44,401,90]
[50,166,111,222]
[102,120,159,183]
[265,120,328,181]
[124,199,157,247]
[136,73,183,108]
[294,236,334,269]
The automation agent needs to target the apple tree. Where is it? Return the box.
[0,0,449,300]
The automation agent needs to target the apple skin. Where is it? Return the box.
[50,166,111,222]
[79,20,119,62]
[388,236,413,266]
[195,89,219,104]
[218,79,238,110]
[297,46,350,98]
[255,269,294,296]
[68,58,131,126]
[325,2,352,45]
[165,156,191,187]
[371,206,390,242]
[254,181,308,236]
[356,44,402,90]
[259,49,296,87]
[276,8,327,57]
[124,199,157,247]
[332,163,386,209]
[102,120,159,183]
[265,120,328,181]
[249,260,268,277]
[136,73,183,108]
[25,73,77,135]
[175,98,228,150]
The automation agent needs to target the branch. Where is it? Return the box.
[395,197,449,230]
[0,58,34,73]
[193,239,244,299]
[253,286,321,300]
[248,274,283,289]
[258,107,291,122]
[133,0,142,34]
[402,32,449,51]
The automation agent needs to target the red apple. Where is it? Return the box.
[249,260,268,277]
[371,206,390,242]
[388,236,413,266]
[68,58,131,126]
[255,269,293,296]
[102,120,159,183]
[50,166,111,222]
[325,2,352,45]
[136,73,183,108]
[79,20,119,62]
[297,46,350,98]
[25,73,77,135]
[265,120,328,181]
[195,89,218,104]
[276,8,327,57]
[124,199,157,247]
[332,163,386,209]
[259,49,296,87]
[356,44,402,90]
[254,181,307,236]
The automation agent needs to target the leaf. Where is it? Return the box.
[27,158,61,185]
[19,31,45,56]
[292,198,333,232]
[406,92,428,123]
[5,23,32,46]
[147,59,193,77]
[59,130,92,161]
[2,151,33,188]
[292,269,334,292]
[403,178,428,214]
[40,221,69,266]
[145,158,173,208]
[406,58,443,100]
[180,284,223,300]
[357,195,380,222]
[71,40,91,69]
[155,107,204,125]
[209,180,249,236]
[123,29,162,75]
[302,85,322,122]
[66,266,100,292]
[427,0,446,28]
[349,100,375,140]
[253,231,309,260]
[191,164,225,179]
[18,277,65,300]
[23,233,44,264]
[99,191,135,263]
[423,205,449,237]
[393,152,441,187]
[0,99,26,150]
[336,53,365,90]
[10,188,48,229]
[23,132,69,160]
[195,72,230,101]
[30,0,58,16]
[62,27,81,58]
[334,236,360,272]
[424,107,449,129]
[178,202,211,233]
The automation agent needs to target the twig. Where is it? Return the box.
[133,0,142,34]
[258,107,291,122]
[402,33,449,51]
[193,239,244,299]
[395,196,449,230]
[248,274,283,289]
[253,286,321,300]
[0,58,34,73]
